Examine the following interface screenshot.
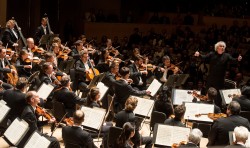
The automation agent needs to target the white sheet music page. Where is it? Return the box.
[24,131,50,148]
[37,83,54,100]
[96,82,109,100]
[155,124,190,146]
[133,96,154,118]
[146,79,162,96]
[81,106,106,130]
[4,118,29,145]
[0,101,10,123]
[172,89,201,105]
[184,102,214,122]
[220,89,241,104]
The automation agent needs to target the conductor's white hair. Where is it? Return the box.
[188,128,203,145]
[234,126,249,143]
[214,41,226,51]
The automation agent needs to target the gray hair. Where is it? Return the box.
[214,41,226,52]
[234,126,249,143]
[188,128,203,145]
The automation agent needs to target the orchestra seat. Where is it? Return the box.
[192,122,212,138]
[149,111,166,136]
[240,111,250,122]
[107,126,122,148]
[53,101,67,120]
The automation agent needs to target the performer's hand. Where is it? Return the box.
[160,67,165,72]
[11,69,16,74]
[24,65,32,69]
[127,78,133,84]
[13,43,18,47]
[238,55,242,61]
[48,117,56,123]
[146,90,151,95]
[141,70,148,75]
[194,51,200,57]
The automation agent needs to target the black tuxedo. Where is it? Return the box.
[19,105,60,148]
[101,71,116,109]
[3,89,27,122]
[1,28,19,49]
[224,144,246,148]
[15,58,32,78]
[0,58,11,81]
[128,63,144,87]
[62,126,97,148]
[207,115,250,146]
[53,87,86,117]
[234,96,250,111]
[113,79,146,113]
[34,25,49,45]
[39,72,57,87]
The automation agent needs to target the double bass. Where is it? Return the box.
[12,17,27,50]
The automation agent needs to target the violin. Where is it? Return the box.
[187,90,208,101]
[6,48,14,56]
[172,141,187,148]
[64,117,74,126]
[31,46,44,53]
[228,94,240,98]
[36,105,54,120]
[139,64,156,71]
[195,113,227,120]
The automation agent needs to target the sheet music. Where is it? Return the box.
[146,79,162,96]
[4,118,29,145]
[96,82,109,100]
[24,131,50,148]
[0,101,10,123]
[184,102,214,122]
[172,89,201,105]
[220,89,241,104]
[133,96,154,118]
[0,99,7,105]
[37,83,54,100]
[154,124,190,146]
[81,106,106,130]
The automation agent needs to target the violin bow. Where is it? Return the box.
[50,112,67,137]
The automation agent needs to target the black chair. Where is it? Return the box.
[192,122,212,138]
[107,126,122,148]
[53,101,67,120]
[240,111,250,122]
[149,111,166,136]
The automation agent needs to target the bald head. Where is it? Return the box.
[73,110,85,125]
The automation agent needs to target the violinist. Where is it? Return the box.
[164,105,186,127]
[51,43,67,69]
[18,91,60,148]
[233,86,250,111]
[0,48,15,90]
[39,62,60,87]
[128,55,148,90]
[1,19,19,50]
[71,40,84,60]
[207,101,250,146]
[178,128,203,148]
[53,75,86,117]
[62,110,97,148]
[15,50,32,78]
[95,49,111,73]
[26,38,35,57]
[105,38,121,58]
[203,87,221,113]
[52,37,71,54]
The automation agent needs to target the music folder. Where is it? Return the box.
[0,100,10,123]
[172,89,201,105]
[220,89,241,105]
[146,79,162,97]
[24,131,51,148]
[132,96,154,118]
[81,106,106,131]
[36,83,55,100]
[88,73,105,89]
[153,124,190,147]
[96,82,109,101]
[4,118,29,146]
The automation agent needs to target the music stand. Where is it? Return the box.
[39,34,59,47]
[164,74,189,88]
[88,73,105,89]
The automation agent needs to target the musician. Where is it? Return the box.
[62,110,97,148]
[105,39,120,57]
[113,67,150,113]
[51,42,67,69]
[128,55,148,90]
[18,91,60,148]
[179,128,203,148]
[39,62,60,87]
[164,105,186,127]
[154,91,174,118]
[1,20,19,50]
[71,40,84,60]
[43,52,64,77]
[53,75,86,117]
[233,86,250,111]
[116,122,135,148]
[207,101,250,146]
[15,50,32,78]
[114,96,153,148]
[34,17,50,45]
[86,87,102,108]
[3,77,28,122]
[74,50,92,92]
[26,38,35,57]
[225,126,249,148]
[200,87,221,113]
[0,48,15,90]
[194,41,242,107]
[95,49,111,73]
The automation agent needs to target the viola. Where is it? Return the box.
[195,113,227,120]
[187,90,208,101]
[36,105,54,120]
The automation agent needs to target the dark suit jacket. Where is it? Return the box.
[19,105,48,147]
[53,87,86,117]
[71,48,81,60]
[113,79,146,112]
[1,28,19,48]
[207,115,250,146]
[62,126,96,148]
[15,58,32,78]
[34,25,49,44]
[0,58,11,81]
[234,96,250,111]
[39,72,57,87]
[164,118,185,127]
[128,63,142,85]
[102,71,116,94]
[75,59,92,82]
[3,89,27,122]
[224,144,246,148]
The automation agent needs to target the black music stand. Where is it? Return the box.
[88,73,105,89]
[39,34,59,47]
[164,74,189,88]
